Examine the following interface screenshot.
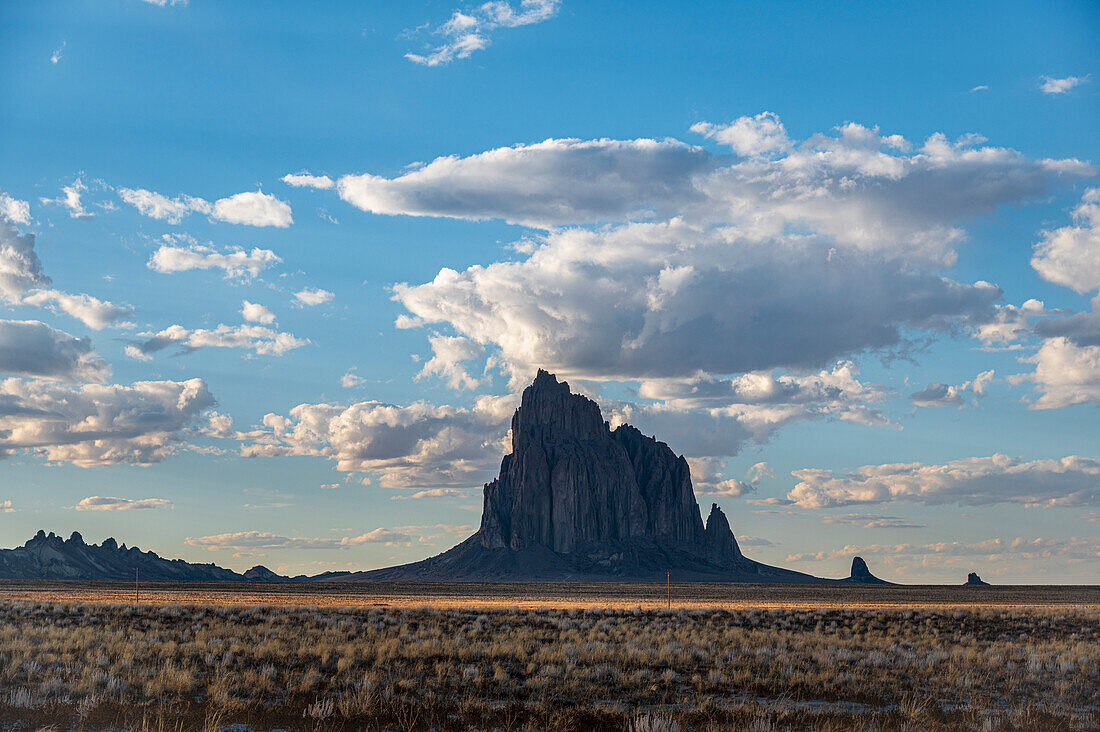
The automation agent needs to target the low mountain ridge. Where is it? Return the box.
[0,533,352,582]
[0,530,247,582]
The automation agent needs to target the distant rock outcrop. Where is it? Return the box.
[0,530,247,582]
[349,370,820,582]
[243,565,283,581]
[838,556,892,585]
[965,572,990,586]
[0,532,361,583]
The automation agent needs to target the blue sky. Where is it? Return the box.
[0,0,1097,582]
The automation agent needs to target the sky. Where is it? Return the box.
[0,0,1097,583]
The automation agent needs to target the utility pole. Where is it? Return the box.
[666,571,670,610]
[135,567,139,605]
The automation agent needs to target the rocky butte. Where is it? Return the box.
[838,556,892,585]
[353,370,870,583]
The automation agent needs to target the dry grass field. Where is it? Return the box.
[0,582,1096,730]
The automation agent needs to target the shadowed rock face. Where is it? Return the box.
[966,572,990,586]
[480,370,711,556]
[838,556,892,585]
[352,370,821,582]
[704,503,743,567]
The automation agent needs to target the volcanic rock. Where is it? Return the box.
[350,370,819,582]
[965,572,990,586]
[837,556,892,584]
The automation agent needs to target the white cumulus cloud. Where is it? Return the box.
[148,241,281,279]
[395,222,1002,385]
[787,454,1100,509]
[126,323,309,359]
[238,393,516,490]
[0,377,215,466]
[119,187,292,227]
[281,172,334,189]
[241,300,276,324]
[20,290,132,330]
[375,119,1090,390]
[337,137,711,228]
[294,287,333,306]
[212,191,293,227]
[1015,337,1100,409]
[0,191,31,225]
[690,112,791,157]
[1040,75,1089,94]
[1031,188,1100,295]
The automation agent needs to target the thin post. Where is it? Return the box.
[666,571,670,609]
[135,567,139,605]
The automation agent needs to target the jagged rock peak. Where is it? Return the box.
[704,503,742,566]
[513,369,605,443]
[27,531,63,548]
[965,572,990,586]
[478,369,713,559]
[68,532,84,545]
[850,556,873,579]
[102,537,118,551]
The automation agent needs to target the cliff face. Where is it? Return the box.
[703,503,743,567]
[352,370,824,582]
[839,556,892,585]
[478,370,728,561]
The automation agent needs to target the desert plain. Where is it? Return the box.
[0,581,1096,731]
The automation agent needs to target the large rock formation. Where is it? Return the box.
[479,371,706,555]
[837,556,892,585]
[965,572,990,586]
[351,370,821,582]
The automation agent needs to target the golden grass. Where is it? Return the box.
[1,579,1096,611]
[0,586,1096,730]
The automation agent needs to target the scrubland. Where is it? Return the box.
[0,596,1096,731]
